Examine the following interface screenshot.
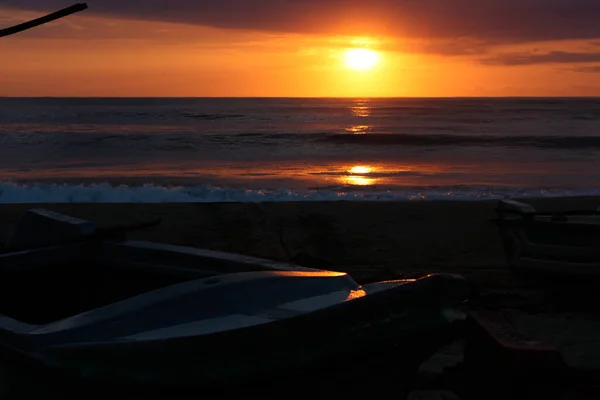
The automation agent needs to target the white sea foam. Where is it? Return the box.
[0,182,599,203]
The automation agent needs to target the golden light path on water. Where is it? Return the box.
[341,165,375,186]
[0,99,445,189]
[350,104,371,117]
[345,125,370,134]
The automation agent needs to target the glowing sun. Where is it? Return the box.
[343,48,380,71]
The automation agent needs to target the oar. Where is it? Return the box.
[0,3,88,38]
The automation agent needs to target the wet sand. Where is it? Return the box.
[0,198,599,396]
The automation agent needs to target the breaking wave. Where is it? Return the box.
[0,182,599,203]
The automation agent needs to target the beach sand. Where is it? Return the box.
[1,197,599,279]
[0,198,599,396]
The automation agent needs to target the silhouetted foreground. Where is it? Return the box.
[0,200,597,398]
[0,3,87,38]
[0,208,467,395]
[496,199,600,276]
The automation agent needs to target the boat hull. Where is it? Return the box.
[496,200,600,276]
[9,274,466,391]
[44,329,455,392]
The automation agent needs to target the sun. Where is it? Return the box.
[343,48,380,71]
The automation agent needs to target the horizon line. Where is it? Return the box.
[2,95,600,99]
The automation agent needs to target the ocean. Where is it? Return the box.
[1,97,600,203]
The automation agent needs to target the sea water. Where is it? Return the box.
[1,97,599,203]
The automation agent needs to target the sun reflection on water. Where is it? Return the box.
[350,105,371,117]
[345,125,370,134]
[341,175,376,186]
[347,100,371,134]
[348,165,372,174]
[341,165,376,186]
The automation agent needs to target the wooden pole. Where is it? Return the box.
[0,3,88,38]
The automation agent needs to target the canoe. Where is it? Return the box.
[0,209,469,393]
[495,199,600,275]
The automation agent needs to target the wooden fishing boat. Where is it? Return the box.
[0,209,469,393]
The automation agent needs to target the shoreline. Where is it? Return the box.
[3,178,600,203]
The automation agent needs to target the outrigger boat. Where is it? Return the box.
[0,209,470,392]
[496,199,600,275]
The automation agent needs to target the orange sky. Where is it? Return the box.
[2,5,600,97]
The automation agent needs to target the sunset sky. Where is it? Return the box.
[2,0,600,97]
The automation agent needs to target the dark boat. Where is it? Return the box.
[0,209,469,392]
[496,199,600,275]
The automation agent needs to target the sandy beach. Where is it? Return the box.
[0,197,599,397]
[0,199,513,276]
[1,196,600,276]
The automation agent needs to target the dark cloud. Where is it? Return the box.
[481,51,600,66]
[3,0,600,45]
[408,39,496,56]
[565,65,600,73]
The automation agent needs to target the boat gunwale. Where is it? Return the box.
[0,243,358,331]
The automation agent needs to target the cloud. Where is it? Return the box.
[481,50,600,66]
[2,0,600,46]
[564,65,600,73]
[391,38,496,56]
